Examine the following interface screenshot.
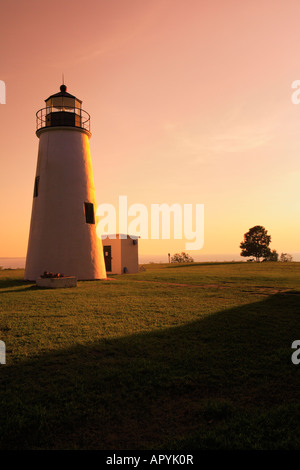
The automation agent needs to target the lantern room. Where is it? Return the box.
[36,84,90,134]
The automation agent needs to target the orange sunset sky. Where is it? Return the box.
[0,0,299,262]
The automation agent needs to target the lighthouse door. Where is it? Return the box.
[103,246,112,272]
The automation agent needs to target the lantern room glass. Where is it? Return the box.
[45,96,82,115]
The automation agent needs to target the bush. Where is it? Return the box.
[171,252,194,263]
[279,253,293,262]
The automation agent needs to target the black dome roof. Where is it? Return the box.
[45,84,82,103]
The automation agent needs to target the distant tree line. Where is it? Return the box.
[240,225,293,262]
[169,227,293,264]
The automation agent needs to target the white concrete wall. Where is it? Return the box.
[102,235,138,274]
[121,237,139,274]
[25,127,107,281]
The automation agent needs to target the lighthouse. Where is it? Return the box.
[24,84,107,281]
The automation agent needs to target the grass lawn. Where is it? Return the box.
[0,262,299,450]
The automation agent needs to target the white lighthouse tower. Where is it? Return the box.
[24,84,107,281]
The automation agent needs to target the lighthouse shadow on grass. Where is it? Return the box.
[0,292,300,450]
[0,274,34,291]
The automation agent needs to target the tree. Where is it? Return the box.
[263,249,278,262]
[171,252,194,263]
[279,253,293,262]
[240,225,271,262]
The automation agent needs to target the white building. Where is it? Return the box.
[24,84,107,281]
[102,235,139,275]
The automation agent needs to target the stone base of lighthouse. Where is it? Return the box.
[24,127,107,281]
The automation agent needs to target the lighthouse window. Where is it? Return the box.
[34,176,40,197]
[84,202,95,224]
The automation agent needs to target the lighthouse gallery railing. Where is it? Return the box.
[36,106,91,132]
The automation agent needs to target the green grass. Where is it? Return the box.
[0,262,299,449]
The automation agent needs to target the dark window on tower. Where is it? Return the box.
[34,176,40,197]
[84,202,95,224]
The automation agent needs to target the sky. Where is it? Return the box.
[0,0,299,262]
